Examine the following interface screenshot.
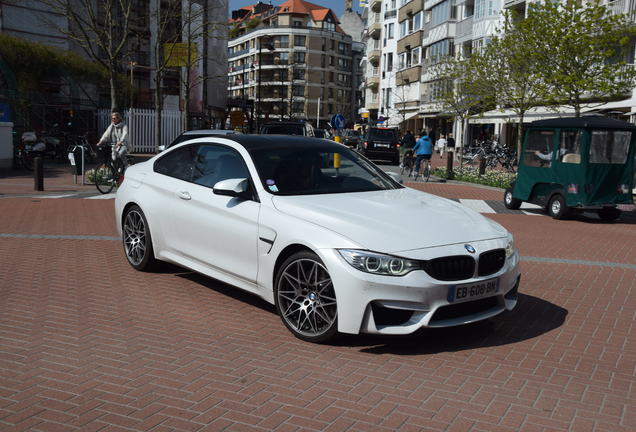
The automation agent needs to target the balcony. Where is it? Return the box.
[423,22,455,46]
[399,0,423,22]
[454,16,473,44]
[397,30,422,54]
[229,47,250,59]
[384,9,397,19]
[366,75,380,88]
[370,0,382,12]
[367,100,380,110]
[368,21,382,39]
[369,48,381,64]
[396,65,421,85]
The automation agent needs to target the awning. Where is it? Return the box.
[469,106,579,125]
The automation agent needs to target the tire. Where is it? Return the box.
[504,188,522,210]
[598,207,621,222]
[423,162,431,182]
[547,194,570,219]
[122,205,157,271]
[94,162,116,194]
[274,251,338,343]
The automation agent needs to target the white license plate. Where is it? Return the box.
[376,143,390,148]
[448,278,499,303]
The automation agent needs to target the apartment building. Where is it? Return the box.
[361,0,400,126]
[227,0,355,128]
[394,0,425,132]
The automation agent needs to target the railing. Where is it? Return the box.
[98,108,184,153]
[228,47,250,59]
[384,10,397,19]
[607,0,636,20]
[455,16,474,40]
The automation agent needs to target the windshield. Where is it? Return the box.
[261,124,305,135]
[369,128,397,141]
[589,130,631,164]
[249,145,402,195]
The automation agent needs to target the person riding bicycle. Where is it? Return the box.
[97,112,129,167]
[413,131,433,176]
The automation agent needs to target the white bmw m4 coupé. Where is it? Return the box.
[115,134,520,342]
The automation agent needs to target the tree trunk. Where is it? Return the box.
[154,78,163,153]
[516,113,525,160]
[109,66,118,112]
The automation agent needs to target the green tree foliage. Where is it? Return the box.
[523,0,636,117]
[0,33,109,126]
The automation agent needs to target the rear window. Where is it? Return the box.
[261,124,305,135]
[368,128,397,141]
[589,130,631,164]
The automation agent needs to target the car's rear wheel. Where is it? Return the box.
[504,188,522,210]
[274,251,338,343]
[122,205,157,271]
[547,194,570,219]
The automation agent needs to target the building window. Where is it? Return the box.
[293,68,305,80]
[294,52,306,64]
[278,35,289,48]
[293,20,303,27]
[387,23,394,39]
[294,35,306,47]
[431,0,451,26]
[293,86,304,96]
[323,17,336,31]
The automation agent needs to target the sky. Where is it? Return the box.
[228,0,365,19]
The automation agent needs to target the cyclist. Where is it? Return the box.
[412,130,433,177]
[97,112,129,168]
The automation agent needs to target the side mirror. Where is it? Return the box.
[386,171,403,184]
[157,145,165,152]
[213,178,251,199]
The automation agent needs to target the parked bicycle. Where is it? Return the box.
[94,145,132,194]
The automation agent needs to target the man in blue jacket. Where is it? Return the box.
[412,131,432,176]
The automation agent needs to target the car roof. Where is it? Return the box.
[182,129,240,135]
[208,134,345,151]
[529,116,636,130]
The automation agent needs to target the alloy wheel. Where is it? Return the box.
[123,210,147,266]
[276,258,337,339]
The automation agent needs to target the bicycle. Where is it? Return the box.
[416,157,431,182]
[94,145,131,194]
[400,150,415,177]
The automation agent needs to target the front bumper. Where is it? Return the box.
[318,241,521,335]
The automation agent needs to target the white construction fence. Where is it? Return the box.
[98,109,185,153]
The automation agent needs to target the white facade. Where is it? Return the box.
[379,0,399,127]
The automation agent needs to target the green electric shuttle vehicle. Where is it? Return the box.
[504,116,635,220]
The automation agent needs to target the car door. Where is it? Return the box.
[171,143,260,284]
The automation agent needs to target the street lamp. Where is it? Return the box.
[256,36,275,132]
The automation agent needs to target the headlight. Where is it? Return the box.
[338,249,420,276]
[505,234,515,259]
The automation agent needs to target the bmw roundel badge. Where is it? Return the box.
[464,244,476,254]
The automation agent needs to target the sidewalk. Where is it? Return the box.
[0,154,153,197]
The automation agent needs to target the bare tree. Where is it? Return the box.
[35,0,134,111]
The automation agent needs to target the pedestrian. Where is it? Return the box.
[427,127,436,144]
[412,131,432,177]
[97,112,130,166]
[447,132,456,160]
[436,134,447,158]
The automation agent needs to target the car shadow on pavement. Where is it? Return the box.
[336,293,567,355]
[568,211,636,225]
[174,269,277,313]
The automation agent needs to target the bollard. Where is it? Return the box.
[479,156,486,176]
[446,151,454,180]
[34,157,44,191]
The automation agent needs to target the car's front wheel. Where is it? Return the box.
[504,188,522,210]
[274,251,338,343]
[122,205,157,271]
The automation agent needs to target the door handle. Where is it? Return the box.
[178,191,191,200]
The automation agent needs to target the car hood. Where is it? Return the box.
[271,188,507,254]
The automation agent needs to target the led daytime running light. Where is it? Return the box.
[338,250,419,276]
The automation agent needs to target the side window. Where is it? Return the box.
[559,130,582,164]
[524,130,554,168]
[590,130,631,164]
[192,145,250,188]
[153,145,197,181]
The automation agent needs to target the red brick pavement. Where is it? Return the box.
[0,164,96,196]
[1,192,636,431]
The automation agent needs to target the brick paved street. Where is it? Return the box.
[1,173,635,431]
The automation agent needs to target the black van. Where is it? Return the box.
[359,127,400,165]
